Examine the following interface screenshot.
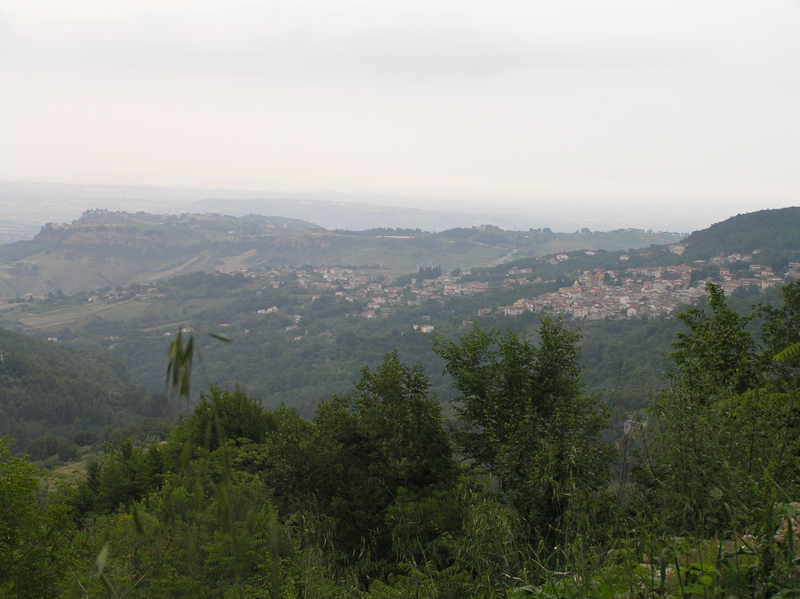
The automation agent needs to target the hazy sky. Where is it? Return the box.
[1,0,798,218]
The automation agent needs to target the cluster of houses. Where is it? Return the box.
[500,254,796,321]
[361,275,490,320]
[43,253,794,329]
[283,267,491,320]
[501,273,706,320]
[251,255,797,324]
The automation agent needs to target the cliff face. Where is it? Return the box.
[34,223,70,244]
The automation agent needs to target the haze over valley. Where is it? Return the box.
[0,179,768,246]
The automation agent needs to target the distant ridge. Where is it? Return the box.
[1,178,772,233]
[182,197,522,232]
[0,209,681,297]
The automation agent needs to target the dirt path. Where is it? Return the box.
[487,249,519,266]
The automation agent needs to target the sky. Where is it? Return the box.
[0,0,798,228]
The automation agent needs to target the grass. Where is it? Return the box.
[52,459,89,481]
[0,295,237,332]
[14,300,138,329]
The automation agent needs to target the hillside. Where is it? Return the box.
[0,327,156,452]
[0,210,323,296]
[0,265,687,421]
[682,206,800,266]
[0,209,681,297]
[0,204,796,446]
[1,205,797,423]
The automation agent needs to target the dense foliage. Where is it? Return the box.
[0,328,157,454]
[0,261,692,424]
[5,281,800,597]
[434,320,613,547]
[0,437,75,598]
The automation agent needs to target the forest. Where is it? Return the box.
[4,281,800,598]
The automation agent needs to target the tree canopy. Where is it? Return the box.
[434,319,614,544]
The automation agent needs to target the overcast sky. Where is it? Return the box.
[1,0,798,223]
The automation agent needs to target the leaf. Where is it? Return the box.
[179,442,193,471]
[690,562,717,574]
[100,573,118,598]
[90,543,110,577]
[682,583,708,595]
[698,574,714,587]
[194,474,205,513]
[166,330,193,399]
[132,505,144,535]
[205,331,232,343]
[165,327,231,401]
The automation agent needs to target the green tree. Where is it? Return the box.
[181,384,273,452]
[668,283,760,402]
[76,437,165,515]
[305,351,456,566]
[0,437,75,598]
[761,281,800,387]
[433,320,614,545]
[634,284,784,533]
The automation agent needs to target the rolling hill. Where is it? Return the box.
[682,207,800,266]
[0,209,682,298]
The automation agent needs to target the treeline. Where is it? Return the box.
[6,282,800,597]
[418,265,442,280]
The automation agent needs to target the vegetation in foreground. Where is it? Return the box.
[4,282,800,598]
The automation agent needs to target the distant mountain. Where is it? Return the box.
[0,210,681,297]
[683,207,800,266]
[0,327,155,451]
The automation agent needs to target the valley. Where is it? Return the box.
[3,204,800,598]
[1,207,795,433]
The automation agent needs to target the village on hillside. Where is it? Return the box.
[4,249,798,331]
[498,252,794,320]
[251,250,799,324]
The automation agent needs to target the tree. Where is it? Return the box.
[634,284,792,533]
[81,438,165,515]
[181,384,273,452]
[0,437,75,598]
[668,283,760,402]
[305,351,456,564]
[761,281,800,387]
[349,351,456,492]
[433,319,613,544]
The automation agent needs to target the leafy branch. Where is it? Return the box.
[774,333,800,363]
